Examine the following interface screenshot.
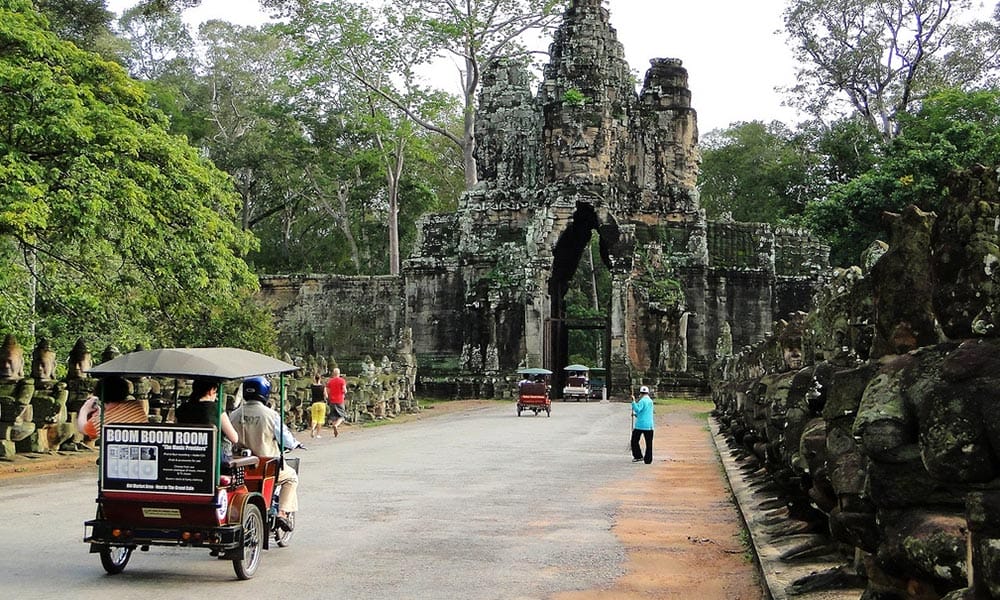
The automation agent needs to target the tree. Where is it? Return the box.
[783,0,1000,141]
[799,114,883,186]
[698,121,821,224]
[276,0,469,274]
[803,87,1000,265]
[116,3,197,80]
[273,0,568,189]
[0,0,274,354]
[32,0,112,48]
[385,0,567,188]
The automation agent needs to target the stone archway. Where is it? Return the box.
[545,203,625,396]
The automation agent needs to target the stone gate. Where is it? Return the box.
[261,0,828,397]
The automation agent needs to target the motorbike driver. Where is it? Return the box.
[231,375,303,531]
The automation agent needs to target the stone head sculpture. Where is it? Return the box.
[776,314,806,372]
[101,345,121,363]
[30,337,57,381]
[0,334,24,380]
[67,338,92,380]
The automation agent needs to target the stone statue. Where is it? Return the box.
[62,338,96,449]
[1,333,25,380]
[0,335,36,457]
[100,344,120,363]
[361,355,376,381]
[30,337,57,381]
[25,338,71,453]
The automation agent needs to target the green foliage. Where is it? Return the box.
[32,0,113,49]
[116,3,197,80]
[801,116,881,185]
[562,88,586,106]
[633,247,685,312]
[699,121,821,224]
[0,0,273,356]
[803,87,1000,265]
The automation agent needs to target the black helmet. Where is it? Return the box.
[243,376,271,402]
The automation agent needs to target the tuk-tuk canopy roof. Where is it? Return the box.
[87,347,299,380]
[564,364,590,372]
[517,367,553,375]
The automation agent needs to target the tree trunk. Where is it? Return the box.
[337,180,362,273]
[387,148,405,275]
[462,52,478,188]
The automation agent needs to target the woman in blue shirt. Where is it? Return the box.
[631,385,654,464]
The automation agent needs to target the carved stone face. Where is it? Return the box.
[31,348,56,381]
[783,344,804,371]
[1,336,25,380]
[68,349,92,380]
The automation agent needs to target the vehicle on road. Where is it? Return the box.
[516,367,552,417]
[83,347,299,580]
[562,364,591,401]
[588,368,607,400]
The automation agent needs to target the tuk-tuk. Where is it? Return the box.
[516,367,552,417]
[82,347,299,580]
[562,364,591,401]
[588,368,607,400]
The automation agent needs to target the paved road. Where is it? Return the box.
[2,401,649,600]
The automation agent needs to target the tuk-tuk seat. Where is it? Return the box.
[222,454,260,472]
[219,454,260,488]
[519,382,548,397]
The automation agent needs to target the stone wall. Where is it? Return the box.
[259,274,404,367]
[711,165,1000,599]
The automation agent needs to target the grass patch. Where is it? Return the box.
[737,527,755,564]
[651,397,712,410]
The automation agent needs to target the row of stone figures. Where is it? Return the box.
[0,335,420,459]
[711,165,1000,599]
[283,353,419,426]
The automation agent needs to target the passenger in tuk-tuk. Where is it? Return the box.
[175,379,239,454]
[231,376,302,531]
[76,376,148,439]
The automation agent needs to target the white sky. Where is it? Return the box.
[609,0,802,132]
[104,0,807,133]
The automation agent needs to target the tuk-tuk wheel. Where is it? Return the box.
[233,504,264,580]
[99,545,133,575]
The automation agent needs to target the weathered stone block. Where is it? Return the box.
[0,421,36,443]
[867,453,964,509]
[876,509,967,592]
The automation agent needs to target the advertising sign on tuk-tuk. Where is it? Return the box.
[101,423,217,496]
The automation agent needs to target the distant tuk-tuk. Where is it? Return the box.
[562,364,591,401]
[516,367,552,417]
[588,368,607,400]
[83,347,299,580]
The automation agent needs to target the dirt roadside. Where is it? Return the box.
[556,402,762,600]
[0,399,762,599]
